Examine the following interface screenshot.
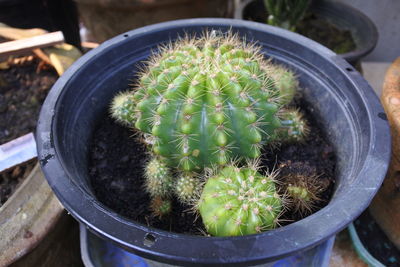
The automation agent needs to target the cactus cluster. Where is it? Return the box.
[145,157,200,206]
[110,31,315,236]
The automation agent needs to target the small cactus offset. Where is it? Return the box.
[174,174,202,205]
[198,164,282,236]
[150,196,172,218]
[279,161,328,214]
[275,108,308,142]
[111,32,306,173]
[144,157,173,198]
[110,91,136,126]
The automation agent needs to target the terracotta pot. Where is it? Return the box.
[76,0,234,43]
[369,57,400,250]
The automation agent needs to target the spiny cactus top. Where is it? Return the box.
[199,165,282,236]
[111,32,300,172]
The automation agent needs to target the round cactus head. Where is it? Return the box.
[111,31,303,172]
[198,164,282,236]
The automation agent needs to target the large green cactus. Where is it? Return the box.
[198,164,282,236]
[111,33,303,173]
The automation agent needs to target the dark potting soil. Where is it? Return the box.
[0,56,58,207]
[88,116,205,234]
[0,56,58,144]
[242,0,356,54]
[88,97,336,235]
[0,159,36,206]
[354,210,400,267]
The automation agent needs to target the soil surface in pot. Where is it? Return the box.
[354,210,400,267]
[88,96,336,235]
[243,0,356,54]
[0,55,58,206]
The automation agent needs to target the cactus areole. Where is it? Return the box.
[111,32,300,173]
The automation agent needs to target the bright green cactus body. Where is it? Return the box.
[111,33,301,172]
[199,165,282,236]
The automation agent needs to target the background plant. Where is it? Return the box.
[263,0,311,31]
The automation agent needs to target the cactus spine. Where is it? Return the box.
[199,165,282,236]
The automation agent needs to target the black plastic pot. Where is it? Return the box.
[36,18,390,266]
[236,0,378,66]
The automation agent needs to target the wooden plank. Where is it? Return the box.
[81,41,99,49]
[0,31,64,57]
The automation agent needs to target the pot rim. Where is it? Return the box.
[37,18,390,266]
